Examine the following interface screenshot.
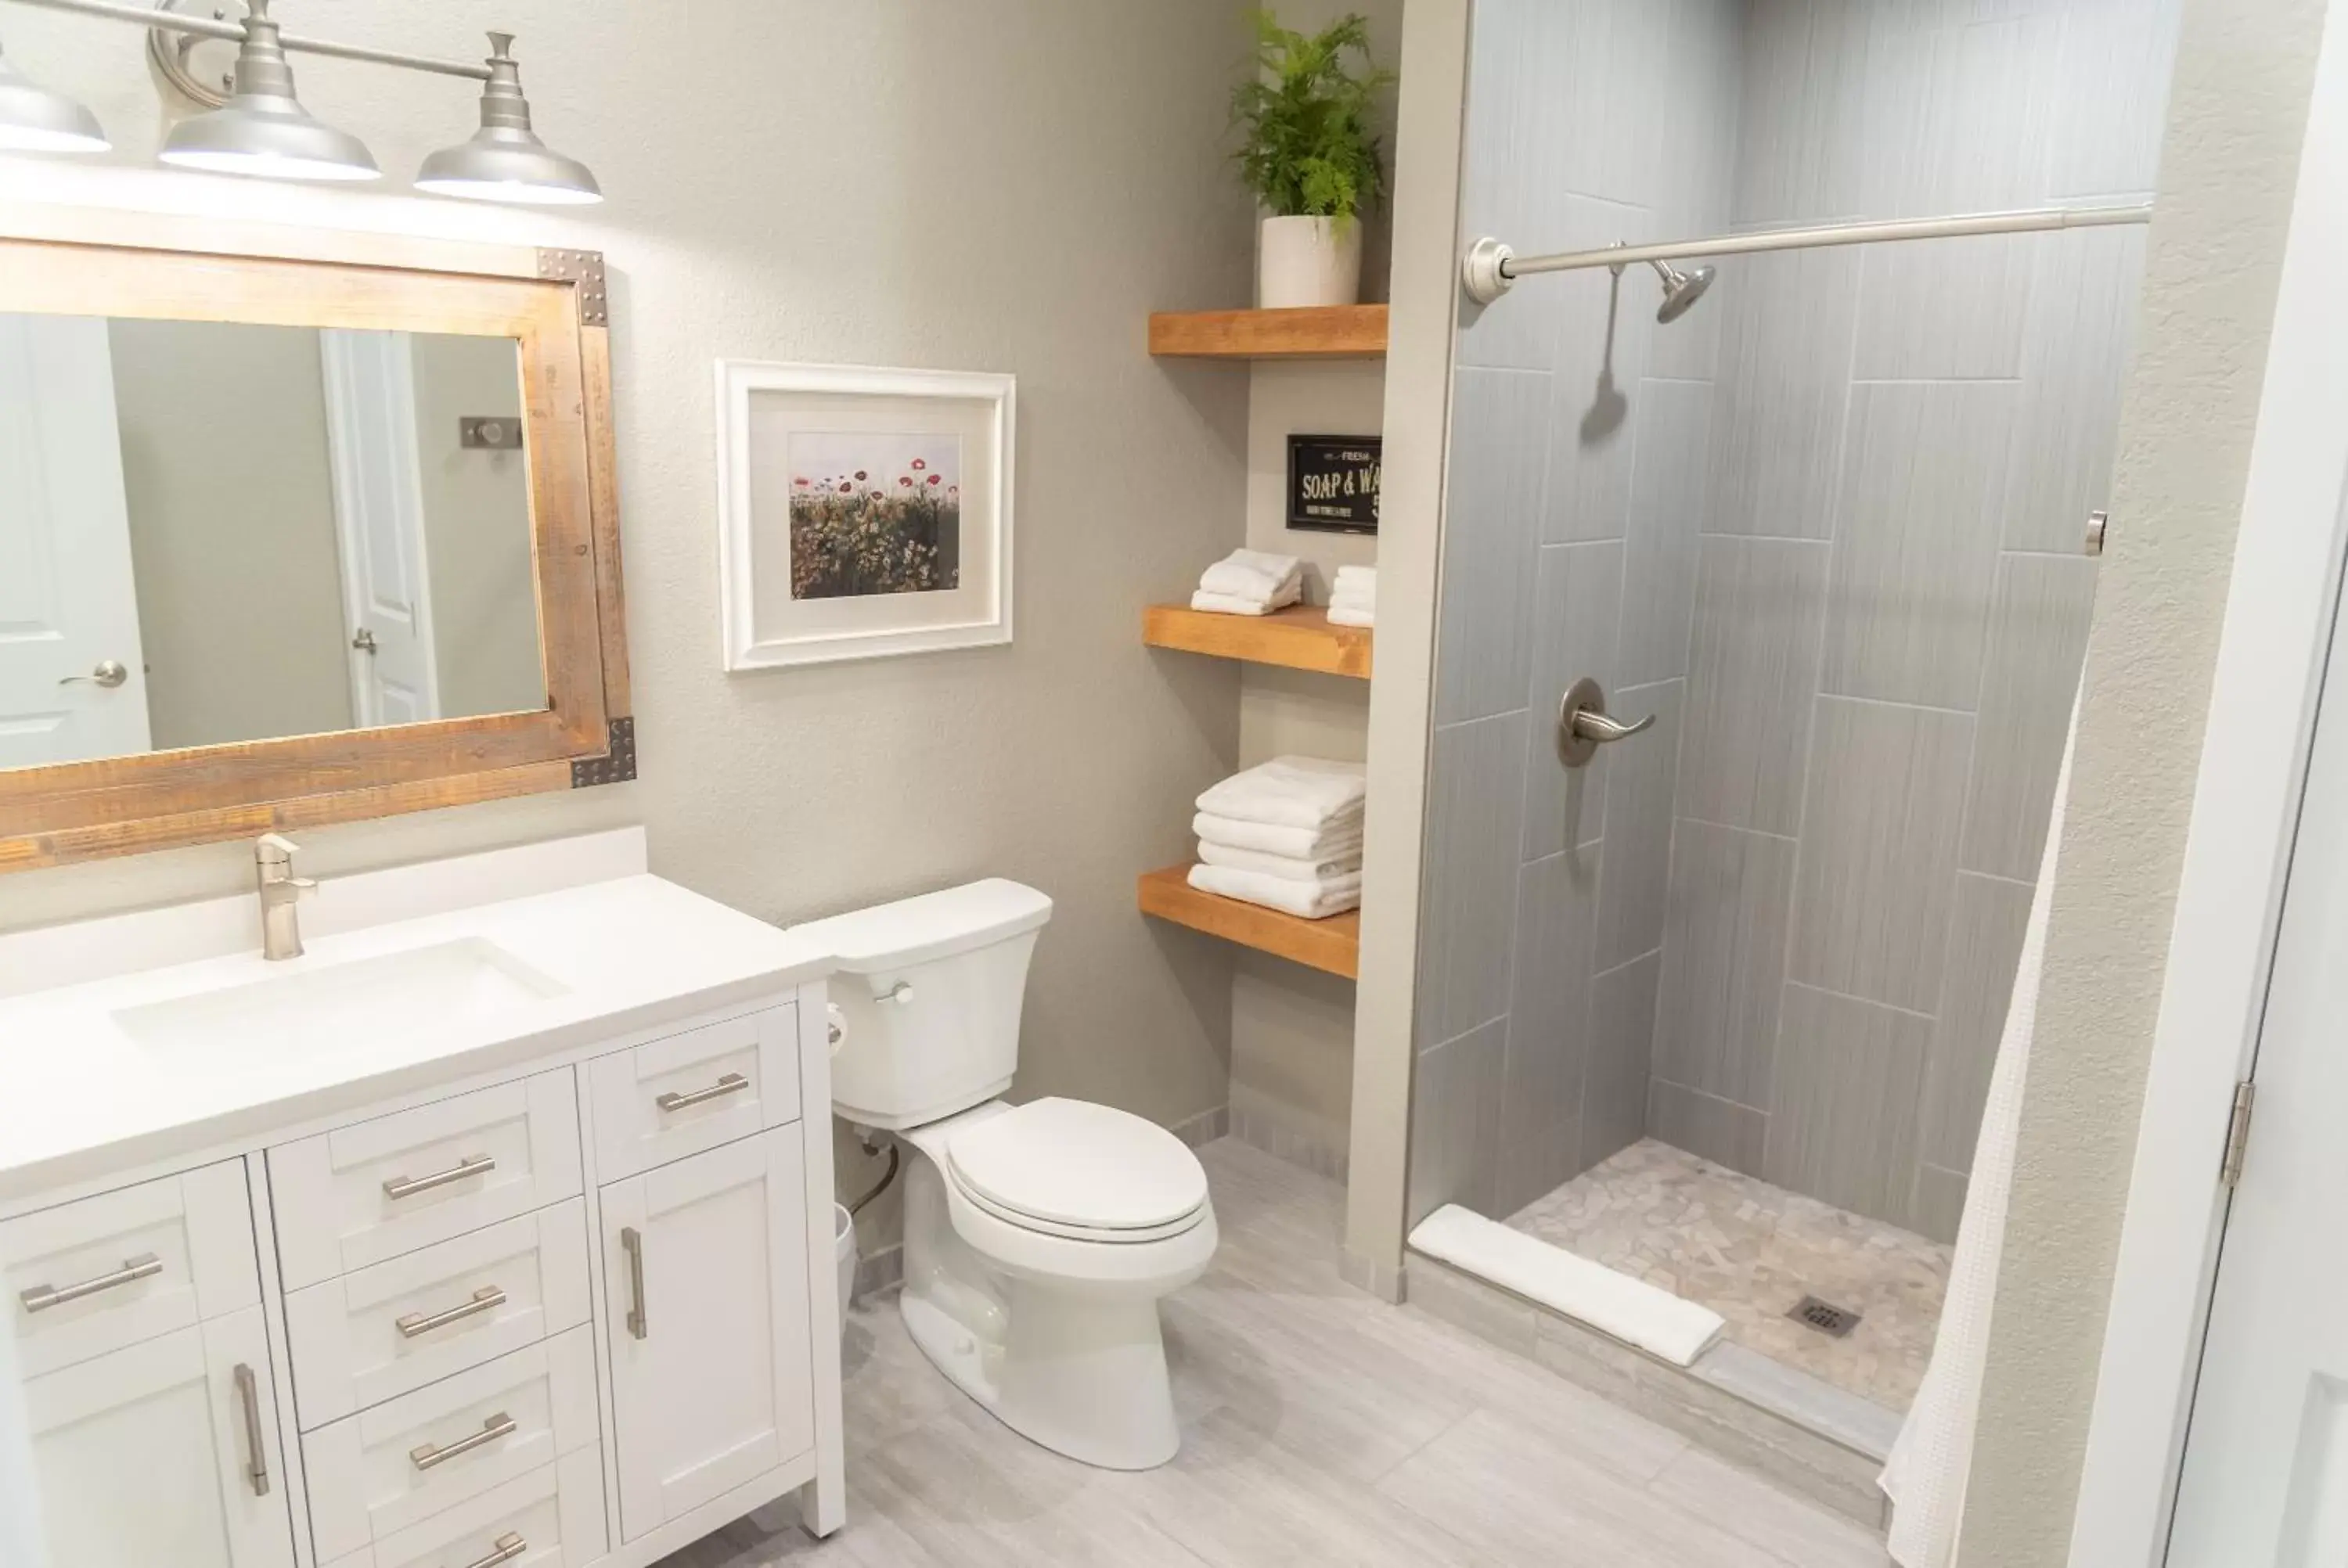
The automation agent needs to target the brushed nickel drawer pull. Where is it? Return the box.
[381,1153,496,1201]
[461,1532,527,1568]
[394,1285,505,1339]
[19,1252,162,1314]
[410,1410,516,1472]
[655,1072,750,1113]
[620,1225,646,1340]
[232,1361,270,1497]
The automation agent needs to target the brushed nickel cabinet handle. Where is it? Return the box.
[19,1252,162,1314]
[394,1285,505,1339]
[382,1153,495,1200]
[621,1225,647,1340]
[232,1361,270,1497]
[410,1410,516,1472]
[460,1532,527,1568]
[655,1072,750,1113]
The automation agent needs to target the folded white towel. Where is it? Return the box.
[1334,564,1376,589]
[1197,840,1363,883]
[1190,589,1286,616]
[1199,548,1303,603]
[1188,861,1361,920]
[1193,811,1363,859]
[1331,580,1375,603]
[1196,756,1367,829]
[1327,605,1374,628]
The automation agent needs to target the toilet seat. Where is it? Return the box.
[944,1097,1208,1244]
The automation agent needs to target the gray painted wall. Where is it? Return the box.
[110,319,354,750]
[1410,0,1745,1228]
[1647,0,2180,1241]
[1412,0,2179,1238]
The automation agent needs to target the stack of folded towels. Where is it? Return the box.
[1190,548,1303,616]
[1188,756,1366,919]
[1328,564,1375,628]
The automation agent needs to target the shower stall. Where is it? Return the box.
[1406,0,2179,1440]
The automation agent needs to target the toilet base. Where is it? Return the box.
[901,1284,1181,1470]
[895,1121,1205,1471]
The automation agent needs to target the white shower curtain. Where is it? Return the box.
[1880,694,2083,1566]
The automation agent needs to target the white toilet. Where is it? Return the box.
[798,879,1218,1470]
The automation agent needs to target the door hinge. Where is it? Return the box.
[2220,1081,2256,1189]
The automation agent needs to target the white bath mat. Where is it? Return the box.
[1410,1203,1726,1366]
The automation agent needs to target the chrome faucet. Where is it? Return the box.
[255,833,318,962]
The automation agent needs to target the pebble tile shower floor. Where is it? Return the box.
[1507,1139,1954,1412]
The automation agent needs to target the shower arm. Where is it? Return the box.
[1460,200,2154,305]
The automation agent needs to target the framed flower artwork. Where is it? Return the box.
[715,360,1015,669]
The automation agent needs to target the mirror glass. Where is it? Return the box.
[0,315,543,772]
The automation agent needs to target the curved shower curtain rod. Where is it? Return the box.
[1459,200,2155,305]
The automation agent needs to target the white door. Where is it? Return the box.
[2168,541,2348,1560]
[20,1307,297,1568]
[602,1127,812,1543]
[0,313,152,767]
[319,329,438,728]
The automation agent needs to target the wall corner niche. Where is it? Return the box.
[0,204,632,873]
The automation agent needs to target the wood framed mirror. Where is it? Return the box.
[0,207,631,872]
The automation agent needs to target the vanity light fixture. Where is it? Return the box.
[157,0,377,182]
[0,0,602,203]
[415,33,600,205]
[0,35,106,152]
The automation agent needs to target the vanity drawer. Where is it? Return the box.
[285,1200,591,1430]
[304,1326,598,1566]
[2,1160,260,1377]
[585,1005,800,1181]
[272,1070,584,1293]
[322,1446,607,1568]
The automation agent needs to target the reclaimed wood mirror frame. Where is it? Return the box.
[0,207,632,874]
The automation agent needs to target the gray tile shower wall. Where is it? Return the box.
[1644,0,2180,1240]
[1416,0,2180,1240]
[1415,0,1744,1228]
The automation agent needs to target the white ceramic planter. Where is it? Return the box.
[1257,214,1363,308]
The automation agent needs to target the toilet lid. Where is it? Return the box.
[945,1097,1208,1233]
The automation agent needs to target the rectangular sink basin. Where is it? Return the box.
[113,937,570,1070]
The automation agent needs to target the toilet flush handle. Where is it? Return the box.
[882,981,914,1005]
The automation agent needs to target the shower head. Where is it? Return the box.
[1650,258,1715,323]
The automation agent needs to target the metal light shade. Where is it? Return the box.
[416,34,600,205]
[159,0,376,181]
[0,44,107,153]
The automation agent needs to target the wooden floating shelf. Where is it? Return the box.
[1148,304,1388,360]
[1142,603,1372,680]
[1137,865,1360,979]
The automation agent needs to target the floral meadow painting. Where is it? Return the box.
[787,432,963,599]
[719,360,1012,670]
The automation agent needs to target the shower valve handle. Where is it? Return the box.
[1557,677,1653,768]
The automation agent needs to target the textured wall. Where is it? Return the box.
[1645,0,2180,1241]
[412,333,542,722]
[0,5,1258,1224]
[1963,0,2332,1557]
[1410,0,1745,1228]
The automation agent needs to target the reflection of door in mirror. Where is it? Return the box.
[0,316,544,773]
[0,315,154,768]
[321,329,438,728]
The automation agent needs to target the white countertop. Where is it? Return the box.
[0,842,834,1203]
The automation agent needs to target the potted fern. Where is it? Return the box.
[1232,10,1393,309]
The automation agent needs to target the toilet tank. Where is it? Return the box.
[793,879,1053,1130]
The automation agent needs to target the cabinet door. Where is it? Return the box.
[602,1127,812,1541]
[20,1306,296,1568]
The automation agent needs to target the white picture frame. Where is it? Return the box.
[715,359,1015,670]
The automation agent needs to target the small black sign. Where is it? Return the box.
[1287,434,1381,534]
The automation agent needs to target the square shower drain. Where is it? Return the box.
[1788,1296,1863,1339]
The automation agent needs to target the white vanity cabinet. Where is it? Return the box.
[2,975,843,1568]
